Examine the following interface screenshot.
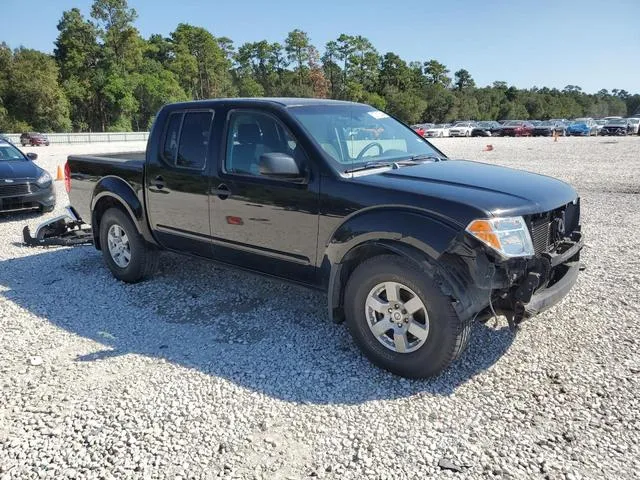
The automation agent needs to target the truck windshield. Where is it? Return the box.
[289,104,443,173]
[0,143,27,162]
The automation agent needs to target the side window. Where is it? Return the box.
[225,111,304,178]
[176,111,214,169]
[162,113,183,163]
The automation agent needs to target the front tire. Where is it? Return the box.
[99,208,159,283]
[344,255,470,378]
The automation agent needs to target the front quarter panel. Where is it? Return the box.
[323,207,461,277]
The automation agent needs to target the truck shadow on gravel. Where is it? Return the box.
[0,248,515,404]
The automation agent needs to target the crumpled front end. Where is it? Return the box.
[441,199,583,328]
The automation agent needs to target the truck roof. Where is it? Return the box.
[167,97,362,109]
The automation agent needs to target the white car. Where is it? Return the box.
[425,123,451,138]
[448,122,476,137]
[626,118,640,135]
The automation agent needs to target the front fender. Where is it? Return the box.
[323,208,462,322]
[324,207,460,267]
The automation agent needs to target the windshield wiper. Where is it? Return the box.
[343,155,445,174]
[399,154,445,163]
[343,161,397,174]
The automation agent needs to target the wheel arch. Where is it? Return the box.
[323,208,464,323]
[91,176,156,249]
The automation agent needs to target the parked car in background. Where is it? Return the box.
[594,119,607,135]
[603,116,623,122]
[471,121,502,137]
[600,118,631,136]
[626,117,640,135]
[425,124,451,138]
[529,120,542,127]
[566,118,597,136]
[532,120,566,137]
[500,121,534,137]
[448,121,476,137]
[0,138,55,213]
[20,132,50,147]
[411,124,433,137]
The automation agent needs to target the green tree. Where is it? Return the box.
[423,60,450,88]
[4,48,71,131]
[170,23,236,100]
[454,69,475,91]
[285,29,312,89]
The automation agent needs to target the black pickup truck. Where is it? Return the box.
[57,98,583,378]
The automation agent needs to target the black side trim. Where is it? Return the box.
[156,224,310,264]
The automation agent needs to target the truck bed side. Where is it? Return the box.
[67,152,146,225]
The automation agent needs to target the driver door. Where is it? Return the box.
[209,109,320,285]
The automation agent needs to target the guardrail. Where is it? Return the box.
[2,132,149,145]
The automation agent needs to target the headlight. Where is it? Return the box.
[36,171,52,186]
[466,216,534,257]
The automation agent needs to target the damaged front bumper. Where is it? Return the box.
[23,206,93,247]
[491,231,584,327]
[444,228,584,329]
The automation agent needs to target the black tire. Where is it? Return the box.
[99,207,159,283]
[344,254,470,378]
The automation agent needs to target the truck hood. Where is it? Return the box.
[351,160,578,220]
[0,160,40,180]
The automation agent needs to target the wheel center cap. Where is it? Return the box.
[393,312,402,321]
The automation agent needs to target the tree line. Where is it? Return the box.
[1,0,638,133]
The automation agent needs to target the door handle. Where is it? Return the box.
[154,175,165,189]
[211,183,231,200]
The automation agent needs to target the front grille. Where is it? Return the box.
[0,183,31,197]
[527,199,580,255]
[530,216,551,254]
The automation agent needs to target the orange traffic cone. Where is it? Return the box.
[483,144,494,152]
[56,165,64,181]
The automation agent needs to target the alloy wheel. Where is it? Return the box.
[365,281,429,353]
[107,224,131,268]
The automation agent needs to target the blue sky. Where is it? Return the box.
[3,0,639,93]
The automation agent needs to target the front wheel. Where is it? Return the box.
[99,208,159,283]
[344,255,470,378]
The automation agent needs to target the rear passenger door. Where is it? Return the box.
[145,109,215,257]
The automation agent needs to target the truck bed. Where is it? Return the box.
[67,151,146,223]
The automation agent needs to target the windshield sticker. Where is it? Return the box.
[367,111,389,120]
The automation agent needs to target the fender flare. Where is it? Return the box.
[323,208,462,323]
[90,176,156,247]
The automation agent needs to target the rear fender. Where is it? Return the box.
[91,176,156,248]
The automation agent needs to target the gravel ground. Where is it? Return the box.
[1,137,639,479]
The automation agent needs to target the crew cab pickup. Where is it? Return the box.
[61,98,583,378]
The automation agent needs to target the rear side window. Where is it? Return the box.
[161,110,214,170]
[163,113,182,163]
[177,112,213,169]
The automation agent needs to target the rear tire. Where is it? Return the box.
[99,208,159,283]
[344,254,470,378]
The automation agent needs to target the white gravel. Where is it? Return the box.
[1,137,639,479]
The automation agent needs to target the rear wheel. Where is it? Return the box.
[99,208,159,283]
[344,255,470,378]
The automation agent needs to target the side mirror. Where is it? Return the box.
[259,152,301,179]
[26,152,38,161]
